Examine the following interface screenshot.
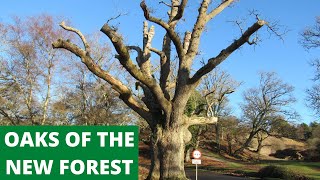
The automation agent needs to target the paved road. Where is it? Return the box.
[186,169,248,180]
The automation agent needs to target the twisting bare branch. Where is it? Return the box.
[249,9,288,42]
[190,20,267,84]
[265,21,288,42]
[230,19,260,45]
[59,21,91,53]
[183,31,191,54]
[52,38,152,123]
[141,21,154,77]
[159,1,179,8]
[207,0,235,21]
[234,20,244,34]
[127,45,143,65]
[101,23,171,112]
[150,47,163,57]
[186,116,218,127]
[249,9,261,21]
[140,0,184,59]
[149,47,171,99]
[106,12,128,24]
[170,0,188,23]
[127,45,143,55]
[186,0,234,61]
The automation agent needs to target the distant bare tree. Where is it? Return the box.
[306,84,320,116]
[301,17,320,50]
[185,68,240,158]
[0,17,42,125]
[301,17,320,117]
[219,116,248,155]
[50,32,131,125]
[27,15,71,125]
[0,15,70,125]
[201,68,240,150]
[234,72,296,155]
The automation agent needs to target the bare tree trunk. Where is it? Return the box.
[226,134,233,155]
[26,60,36,125]
[184,145,192,163]
[255,132,268,153]
[234,131,255,155]
[221,127,224,140]
[158,128,187,180]
[147,124,190,180]
[147,127,161,180]
[215,123,221,151]
[195,127,202,149]
[79,71,89,125]
[41,67,51,125]
[256,140,263,153]
[26,83,35,124]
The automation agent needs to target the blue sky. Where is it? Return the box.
[0,0,319,124]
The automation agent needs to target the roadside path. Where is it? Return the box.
[185,169,248,180]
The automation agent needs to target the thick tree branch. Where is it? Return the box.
[171,0,235,104]
[190,20,266,84]
[101,23,172,112]
[55,19,170,114]
[128,45,143,66]
[207,0,234,21]
[186,0,210,59]
[175,0,212,91]
[52,39,152,123]
[150,47,164,57]
[187,0,234,60]
[140,0,184,60]
[183,31,191,54]
[170,0,188,24]
[141,1,190,104]
[128,45,143,56]
[100,23,151,83]
[160,34,172,99]
[186,116,218,127]
[52,39,87,58]
[59,21,91,53]
[141,21,154,77]
[150,47,170,99]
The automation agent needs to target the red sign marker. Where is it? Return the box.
[192,150,201,159]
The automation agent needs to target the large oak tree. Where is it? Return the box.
[52,0,268,179]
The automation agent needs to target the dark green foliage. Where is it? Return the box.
[184,90,206,117]
[270,117,299,139]
[270,148,303,160]
[297,123,312,140]
[258,165,312,180]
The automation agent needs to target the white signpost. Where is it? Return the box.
[192,159,201,164]
[192,150,202,180]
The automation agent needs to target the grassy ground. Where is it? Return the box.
[139,143,320,179]
[185,150,319,179]
[185,159,320,179]
[191,144,320,179]
[258,161,320,179]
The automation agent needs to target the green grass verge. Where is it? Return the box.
[259,161,320,179]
